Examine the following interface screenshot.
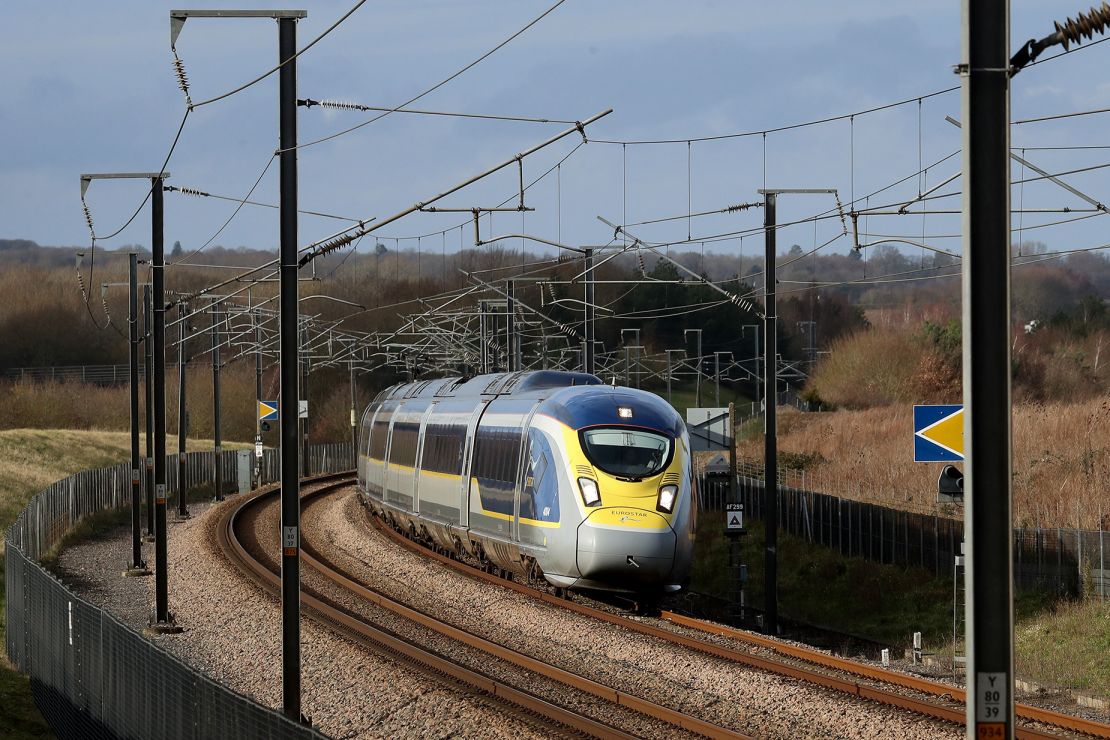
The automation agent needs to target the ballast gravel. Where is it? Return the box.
[305,489,961,740]
[55,495,549,740]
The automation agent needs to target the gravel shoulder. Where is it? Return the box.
[55,495,548,740]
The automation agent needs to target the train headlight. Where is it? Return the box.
[656,484,678,514]
[577,477,601,507]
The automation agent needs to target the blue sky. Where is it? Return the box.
[2,1,1109,262]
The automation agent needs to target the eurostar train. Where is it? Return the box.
[357,370,694,594]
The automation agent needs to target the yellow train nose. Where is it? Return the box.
[576,508,677,589]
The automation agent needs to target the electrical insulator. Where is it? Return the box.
[320,99,370,112]
[834,193,848,235]
[1055,2,1110,49]
[172,53,193,107]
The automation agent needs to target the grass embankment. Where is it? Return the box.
[692,524,1110,697]
[0,429,243,739]
[692,524,953,646]
[735,400,1110,529]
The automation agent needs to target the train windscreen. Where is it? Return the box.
[580,427,671,480]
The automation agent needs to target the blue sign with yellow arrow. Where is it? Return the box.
[913,404,964,462]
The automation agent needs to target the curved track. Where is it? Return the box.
[360,491,1110,740]
[218,475,750,740]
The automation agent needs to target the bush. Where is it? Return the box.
[804,328,927,409]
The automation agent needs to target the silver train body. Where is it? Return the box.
[356,370,694,594]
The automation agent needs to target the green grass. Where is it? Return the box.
[692,522,955,646]
[1015,598,1110,696]
[661,385,754,418]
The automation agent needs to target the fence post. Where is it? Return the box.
[1057,528,1064,595]
[1016,528,1023,591]
[1100,518,1105,601]
[838,498,843,555]
[1077,516,1083,598]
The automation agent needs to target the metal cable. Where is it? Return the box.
[300,98,575,125]
[291,0,569,151]
[594,87,958,146]
[186,0,370,109]
[171,155,275,267]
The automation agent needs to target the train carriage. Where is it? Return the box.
[357,370,694,594]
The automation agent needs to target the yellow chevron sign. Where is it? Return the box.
[258,400,278,421]
[913,404,964,461]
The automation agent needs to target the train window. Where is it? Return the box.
[370,416,391,459]
[580,427,672,480]
[421,423,465,475]
[473,426,521,485]
[520,429,559,522]
[391,422,419,467]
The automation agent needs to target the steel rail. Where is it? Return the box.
[296,488,747,739]
[218,475,635,740]
[365,506,1105,739]
[658,612,1109,739]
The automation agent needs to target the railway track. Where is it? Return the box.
[359,488,1110,740]
[218,474,750,739]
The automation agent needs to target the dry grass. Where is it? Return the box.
[737,399,1110,529]
[0,364,360,446]
[0,428,234,526]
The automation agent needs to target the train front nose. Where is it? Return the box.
[576,508,676,590]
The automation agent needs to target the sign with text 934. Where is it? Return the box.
[975,671,1008,738]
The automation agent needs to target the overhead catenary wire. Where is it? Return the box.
[164,184,366,222]
[169,115,605,309]
[180,0,370,109]
[593,87,959,146]
[374,139,585,242]
[290,0,570,151]
[170,155,276,266]
[298,109,611,267]
[298,98,576,125]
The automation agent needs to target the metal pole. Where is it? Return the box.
[695,330,702,405]
[254,301,263,487]
[144,284,155,539]
[666,350,673,401]
[763,191,779,635]
[177,302,189,518]
[300,323,309,477]
[715,352,721,407]
[211,301,223,502]
[150,176,179,632]
[125,252,148,575]
[963,0,1014,734]
[348,342,357,462]
[584,247,596,374]
[278,15,302,722]
[686,329,703,407]
[479,300,488,374]
[506,279,516,372]
[743,324,760,411]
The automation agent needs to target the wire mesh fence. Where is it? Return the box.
[696,470,1109,599]
[5,442,353,739]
